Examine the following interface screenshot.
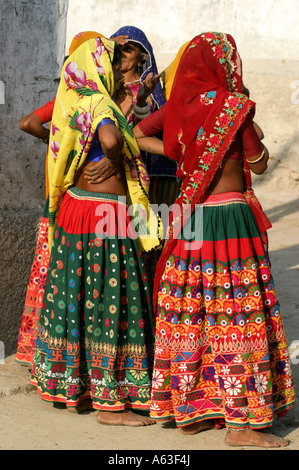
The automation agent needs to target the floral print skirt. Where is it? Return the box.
[16,199,50,367]
[150,192,295,429]
[30,187,155,410]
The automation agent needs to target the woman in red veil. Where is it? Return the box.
[134,32,295,447]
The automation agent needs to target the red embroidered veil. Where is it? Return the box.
[153,32,260,308]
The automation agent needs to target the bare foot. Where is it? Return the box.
[180,419,215,435]
[96,409,156,427]
[225,429,289,448]
[68,398,93,414]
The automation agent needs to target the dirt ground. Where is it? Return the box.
[0,162,299,452]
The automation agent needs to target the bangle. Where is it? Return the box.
[39,136,49,144]
[245,150,265,164]
[134,102,150,120]
[105,155,121,162]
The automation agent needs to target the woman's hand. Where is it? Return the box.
[137,72,161,107]
[83,157,119,184]
[84,124,124,184]
[110,35,128,46]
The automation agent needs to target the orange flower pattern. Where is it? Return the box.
[150,197,295,429]
[16,208,50,366]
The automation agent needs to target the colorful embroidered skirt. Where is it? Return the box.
[30,187,155,410]
[16,200,50,367]
[150,192,295,429]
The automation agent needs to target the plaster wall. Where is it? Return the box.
[0,0,68,354]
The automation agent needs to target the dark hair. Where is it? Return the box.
[128,40,147,55]
[113,44,122,65]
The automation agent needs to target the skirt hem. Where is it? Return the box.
[30,379,151,411]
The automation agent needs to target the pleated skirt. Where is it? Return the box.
[30,187,155,410]
[150,192,295,429]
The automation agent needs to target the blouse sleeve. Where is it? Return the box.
[96,118,115,131]
[239,111,264,158]
[138,104,166,136]
[33,97,56,124]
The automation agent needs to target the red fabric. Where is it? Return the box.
[163,34,254,174]
[153,33,256,310]
[241,113,272,236]
[139,103,263,163]
[33,97,55,123]
[240,111,263,158]
[243,156,272,236]
[227,111,263,160]
[56,191,137,240]
[138,103,166,136]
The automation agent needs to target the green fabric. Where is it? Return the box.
[180,201,261,242]
[31,196,155,410]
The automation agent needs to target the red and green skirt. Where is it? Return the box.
[150,192,295,429]
[16,199,50,367]
[30,187,155,411]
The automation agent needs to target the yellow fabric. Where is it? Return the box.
[162,40,190,100]
[47,37,162,253]
[45,151,49,198]
[68,31,104,55]
[43,32,104,200]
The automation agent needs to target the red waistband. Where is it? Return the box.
[200,192,246,205]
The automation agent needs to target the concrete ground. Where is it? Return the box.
[0,164,299,452]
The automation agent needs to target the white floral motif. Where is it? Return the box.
[221,366,230,375]
[178,375,196,392]
[223,376,242,396]
[254,374,268,394]
[152,370,164,389]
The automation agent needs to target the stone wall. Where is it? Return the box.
[0,0,68,355]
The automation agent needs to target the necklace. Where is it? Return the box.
[124,78,141,86]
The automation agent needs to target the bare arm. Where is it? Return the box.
[246,144,269,175]
[98,123,123,160]
[241,113,268,175]
[20,112,50,143]
[133,123,166,156]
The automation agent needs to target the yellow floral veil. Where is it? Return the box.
[47,37,162,253]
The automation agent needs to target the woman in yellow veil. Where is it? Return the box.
[30,37,161,426]
[16,31,105,368]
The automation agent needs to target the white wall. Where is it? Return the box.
[66,0,299,182]
[66,0,299,72]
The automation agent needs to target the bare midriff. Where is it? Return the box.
[74,159,127,196]
[208,158,244,195]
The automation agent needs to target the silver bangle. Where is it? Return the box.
[134,102,150,117]
[134,111,150,120]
